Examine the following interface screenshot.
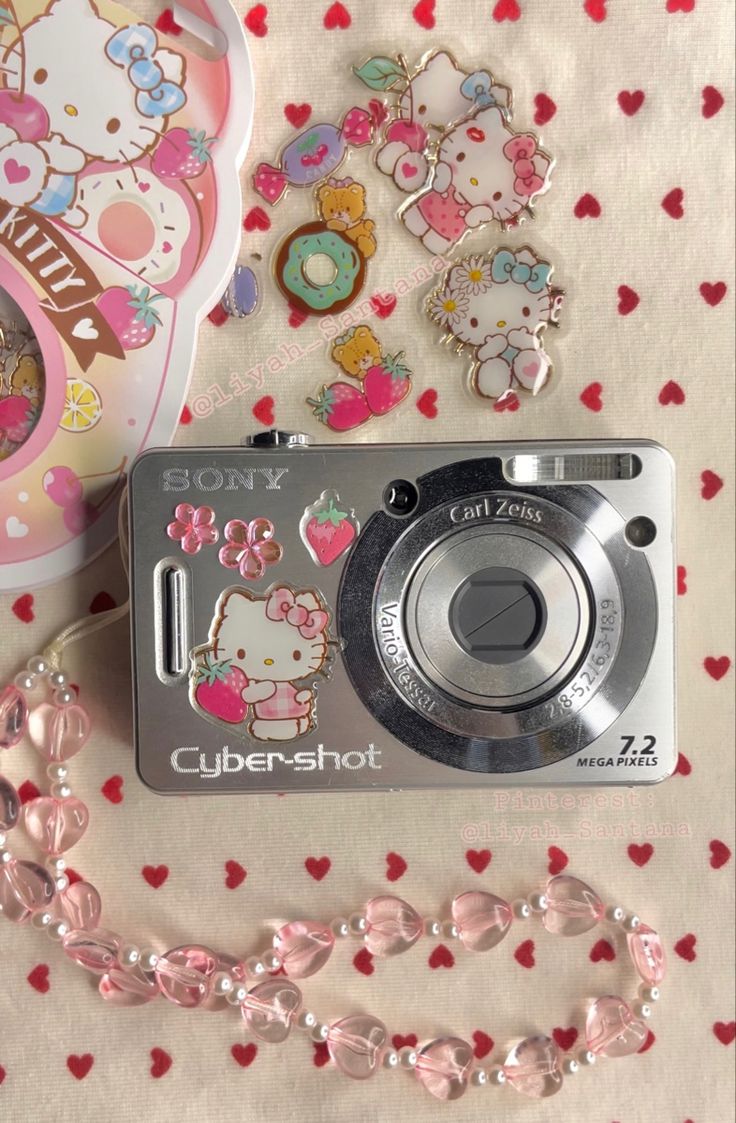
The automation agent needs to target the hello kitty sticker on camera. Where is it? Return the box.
[428,247,563,409]
[191,584,334,743]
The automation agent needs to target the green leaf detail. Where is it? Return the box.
[384,351,412,381]
[307,388,336,423]
[352,56,405,91]
[186,128,217,162]
[126,284,166,329]
[316,499,347,526]
[296,130,320,155]
[195,654,233,686]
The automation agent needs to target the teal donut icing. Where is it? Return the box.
[281,229,362,311]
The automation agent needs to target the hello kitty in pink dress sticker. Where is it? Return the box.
[428,247,564,408]
[191,584,333,743]
[0,0,253,589]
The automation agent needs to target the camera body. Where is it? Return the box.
[128,436,676,794]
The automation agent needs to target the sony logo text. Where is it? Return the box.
[161,466,289,492]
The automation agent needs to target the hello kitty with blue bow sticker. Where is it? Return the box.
[105,24,186,119]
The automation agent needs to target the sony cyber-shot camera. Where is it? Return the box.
[128,435,676,794]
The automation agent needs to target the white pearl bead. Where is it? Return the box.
[14,672,35,692]
[528,891,548,913]
[119,944,140,968]
[47,764,69,782]
[49,670,67,689]
[563,1058,579,1076]
[245,955,266,978]
[212,972,233,996]
[470,1068,488,1087]
[330,917,350,939]
[54,874,69,893]
[382,1050,399,1070]
[633,1001,652,1019]
[512,898,531,919]
[577,1048,596,1066]
[45,856,67,874]
[398,1047,417,1069]
[54,688,74,707]
[0,848,12,865]
[0,832,5,849]
[348,913,367,936]
[310,1022,329,1042]
[488,1065,506,1085]
[442,921,459,940]
[31,910,53,930]
[422,917,441,938]
[27,656,48,676]
[262,951,282,972]
[297,1010,317,1032]
[605,905,625,923]
[47,919,69,941]
[226,984,248,1006]
[623,913,641,932]
[639,985,660,1003]
[139,948,159,972]
[50,782,72,799]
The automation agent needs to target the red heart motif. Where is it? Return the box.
[18,779,41,804]
[253,395,275,426]
[67,1054,94,1080]
[472,1030,494,1059]
[465,848,492,874]
[534,93,557,126]
[305,855,331,881]
[589,938,616,963]
[574,193,601,219]
[628,842,654,867]
[677,566,687,595]
[704,657,730,682]
[386,851,407,882]
[368,98,388,128]
[674,751,692,776]
[284,103,311,129]
[547,845,569,875]
[428,943,455,969]
[323,2,351,28]
[243,206,270,232]
[179,405,192,425]
[713,1021,736,1046]
[27,964,50,993]
[412,0,435,28]
[207,303,228,326]
[699,281,727,306]
[493,0,521,20]
[493,391,520,413]
[142,864,169,889]
[138,182,151,193]
[618,90,645,116]
[392,1033,418,1050]
[12,593,34,623]
[584,0,607,20]
[401,160,418,179]
[666,0,694,11]
[417,388,438,419]
[709,839,732,869]
[90,591,116,614]
[4,158,30,184]
[225,860,247,889]
[150,1048,172,1078]
[617,284,640,315]
[0,1066,5,1085]
[231,1042,258,1067]
[66,867,82,885]
[370,292,397,319]
[288,306,307,329]
[580,382,603,412]
[702,85,724,119]
[514,939,535,968]
[638,1029,656,1053]
[155,8,182,35]
[552,1026,579,1052]
[101,775,123,804]
[353,947,375,976]
[313,1041,330,1067]
[658,380,685,406]
[674,933,697,962]
[701,469,724,499]
[661,187,684,218]
[244,4,268,36]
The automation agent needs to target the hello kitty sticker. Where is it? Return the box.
[428,247,563,407]
[0,0,253,590]
[354,49,553,250]
[191,584,333,743]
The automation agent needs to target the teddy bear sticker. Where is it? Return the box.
[428,246,563,408]
[307,324,412,431]
[191,584,333,743]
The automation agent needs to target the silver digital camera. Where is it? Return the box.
[128,435,676,794]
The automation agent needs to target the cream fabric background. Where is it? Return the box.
[1,1,735,1121]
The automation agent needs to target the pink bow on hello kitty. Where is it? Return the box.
[503,135,545,199]
[266,587,328,639]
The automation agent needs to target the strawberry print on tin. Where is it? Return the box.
[300,489,359,566]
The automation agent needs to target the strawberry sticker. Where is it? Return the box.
[300,490,359,566]
[363,352,412,415]
[193,654,248,724]
[152,128,217,180]
[308,324,413,432]
[97,285,165,351]
[307,383,372,431]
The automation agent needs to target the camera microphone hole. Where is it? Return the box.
[625,516,657,549]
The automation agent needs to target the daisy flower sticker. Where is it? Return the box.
[430,286,469,329]
[452,255,493,295]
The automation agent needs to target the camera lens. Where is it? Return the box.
[449,566,547,666]
[383,479,419,517]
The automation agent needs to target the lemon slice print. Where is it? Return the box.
[60,379,102,433]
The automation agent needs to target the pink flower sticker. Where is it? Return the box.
[166,504,219,555]
[218,518,282,580]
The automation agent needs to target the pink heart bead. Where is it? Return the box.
[585,995,649,1057]
[627,924,666,985]
[155,945,218,1007]
[327,1015,387,1080]
[364,895,422,957]
[242,979,303,1043]
[415,1037,474,1101]
[27,701,90,762]
[0,774,20,830]
[23,796,89,854]
[63,928,121,974]
[543,874,604,936]
[99,964,159,1006]
[504,1035,563,1098]
[56,880,102,931]
[0,858,55,922]
[0,685,28,749]
[274,920,334,979]
[451,890,512,952]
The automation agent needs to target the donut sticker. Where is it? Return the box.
[300,489,358,567]
[190,584,334,743]
[307,324,412,432]
[253,106,374,205]
[427,247,563,409]
[274,179,376,317]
